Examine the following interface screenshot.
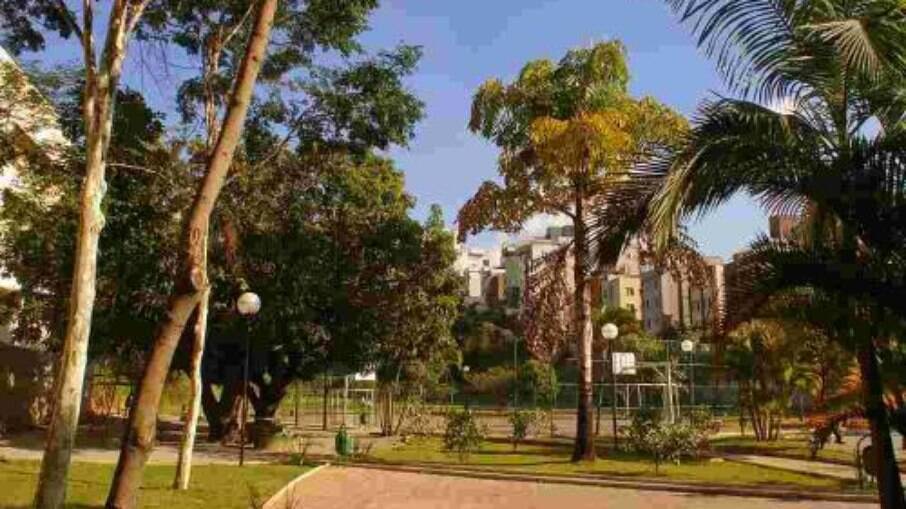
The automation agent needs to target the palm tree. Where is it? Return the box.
[645,1,906,506]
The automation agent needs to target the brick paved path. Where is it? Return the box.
[280,466,871,509]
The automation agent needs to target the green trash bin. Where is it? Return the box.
[334,426,354,456]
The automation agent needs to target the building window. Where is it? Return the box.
[625,287,635,296]
[627,304,636,313]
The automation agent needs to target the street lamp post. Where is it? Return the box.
[601,323,619,450]
[681,339,695,409]
[462,365,471,410]
[512,336,519,410]
[236,291,261,467]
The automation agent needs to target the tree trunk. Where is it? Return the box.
[172,33,222,487]
[172,288,210,490]
[35,3,142,508]
[200,382,224,441]
[322,374,330,431]
[858,340,906,509]
[105,3,279,507]
[249,378,288,448]
[571,196,595,462]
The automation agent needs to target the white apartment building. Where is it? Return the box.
[501,226,574,309]
[454,243,505,306]
[0,46,70,334]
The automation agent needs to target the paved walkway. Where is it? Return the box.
[724,453,906,483]
[279,466,871,509]
[0,441,272,465]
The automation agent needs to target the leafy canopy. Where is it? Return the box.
[458,41,686,239]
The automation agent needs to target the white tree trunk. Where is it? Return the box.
[34,2,146,507]
[173,286,210,490]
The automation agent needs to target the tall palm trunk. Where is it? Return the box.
[858,340,906,509]
[35,2,145,507]
[106,2,279,507]
[572,194,595,462]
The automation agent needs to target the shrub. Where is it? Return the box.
[443,409,485,461]
[622,411,711,473]
[507,409,541,450]
[467,366,515,407]
[517,360,559,406]
[397,395,436,436]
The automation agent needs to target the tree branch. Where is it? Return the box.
[49,0,84,46]
[81,0,97,131]
[223,4,256,46]
[125,0,152,37]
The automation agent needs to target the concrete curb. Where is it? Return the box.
[262,463,330,509]
[343,460,877,504]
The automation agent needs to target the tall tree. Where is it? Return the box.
[1,2,154,507]
[106,1,279,506]
[458,41,685,461]
[150,0,392,489]
[651,1,906,506]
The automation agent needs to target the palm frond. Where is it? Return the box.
[806,0,906,79]
[666,0,831,102]
[725,236,906,330]
[667,0,906,103]
[650,97,829,249]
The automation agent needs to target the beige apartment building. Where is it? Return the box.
[501,226,574,309]
[641,257,725,335]
[600,240,643,320]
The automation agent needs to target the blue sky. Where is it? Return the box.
[26,0,769,260]
[358,0,769,260]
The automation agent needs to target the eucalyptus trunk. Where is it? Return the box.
[106,2,279,506]
[35,2,144,507]
[172,30,224,489]
[571,193,595,462]
[173,287,209,490]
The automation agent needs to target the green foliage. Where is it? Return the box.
[0,80,186,367]
[517,359,558,407]
[507,409,542,451]
[723,318,853,441]
[458,40,686,240]
[203,150,460,417]
[455,304,522,372]
[466,366,515,407]
[622,410,710,474]
[442,409,485,462]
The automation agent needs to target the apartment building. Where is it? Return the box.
[1,46,69,292]
[723,214,801,326]
[501,226,574,309]
[454,244,505,307]
[641,256,725,335]
[601,240,643,319]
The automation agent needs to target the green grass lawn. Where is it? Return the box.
[711,435,854,463]
[0,460,305,509]
[711,434,906,468]
[368,436,860,492]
